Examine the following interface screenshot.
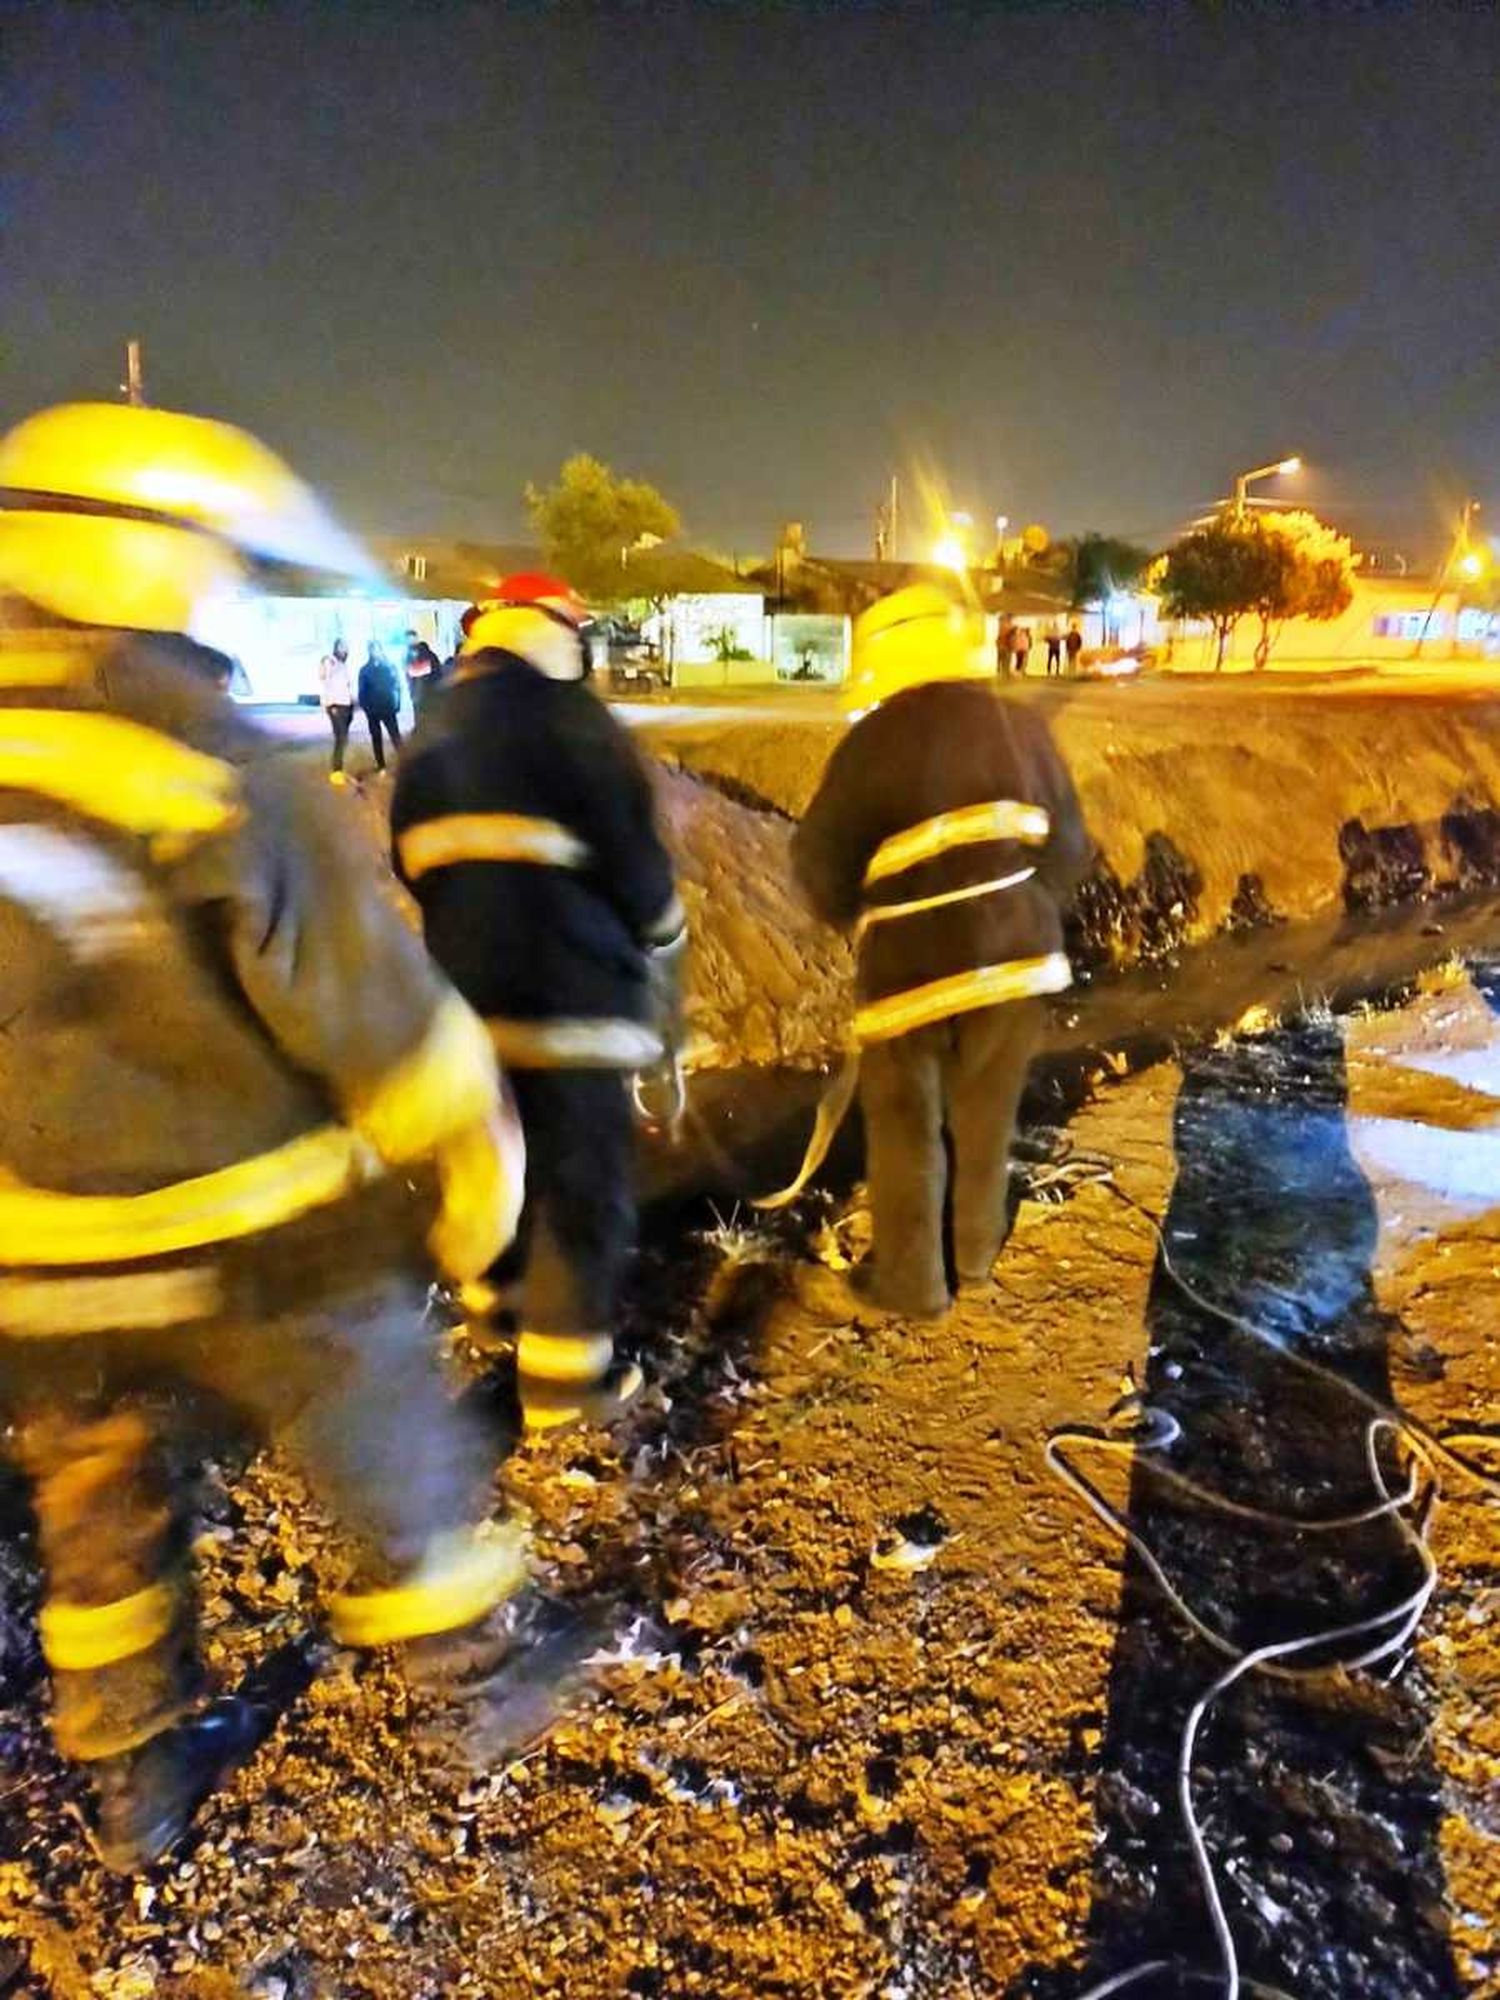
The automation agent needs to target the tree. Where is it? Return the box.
[1157,511,1355,670]
[524,454,681,602]
[1244,510,1355,669]
[1155,517,1275,669]
[1054,532,1152,612]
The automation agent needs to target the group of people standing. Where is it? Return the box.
[0,395,1086,1879]
[317,631,446,782]
[997,616,1084,678]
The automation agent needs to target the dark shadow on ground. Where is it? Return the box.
[1017,1020,1462,1999]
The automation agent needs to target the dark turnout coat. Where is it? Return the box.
[792,679,1090,1043]
[390,650,681,1069]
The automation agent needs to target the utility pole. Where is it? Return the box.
[123,339,146,406]
[1414,498,1478,660]
[888,473,899,564]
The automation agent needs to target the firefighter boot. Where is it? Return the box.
[517,1331,645,1436]
[400,1594,530,1700]
[90,1698,262,1874]
[333,1522,532,1699]
[849,1261,950,1321]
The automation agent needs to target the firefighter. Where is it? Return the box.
[391,572,683,1433]
[0,402,528,1870]
[791,585,1089,1316]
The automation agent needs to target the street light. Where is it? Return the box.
[932,510,975,572]
[1233,455,1302,513]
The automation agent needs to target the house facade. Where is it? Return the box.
[1169,573,1500,670]
[196,537,769,702]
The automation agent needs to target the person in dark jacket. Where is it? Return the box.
[0,402,527,1871]
[404,633,444,717]
[358,639,403,769]
[792,585,1089,1316]
[392,572,684,1434]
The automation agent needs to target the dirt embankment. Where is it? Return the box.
[637,690,1500,1070]
[651,769,849,1071]
[344,763,851,1078]
[336,686,1500,1079]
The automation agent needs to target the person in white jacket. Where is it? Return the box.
[319,636,355,784]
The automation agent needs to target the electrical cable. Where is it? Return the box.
[1040,1151,1498,2000]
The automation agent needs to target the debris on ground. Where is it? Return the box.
[1,980,1497,1997]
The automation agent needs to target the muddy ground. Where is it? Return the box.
[3,696,1500,1994]
[1,962,1496,1998]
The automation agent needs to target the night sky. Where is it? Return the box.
[6,1,1499,560]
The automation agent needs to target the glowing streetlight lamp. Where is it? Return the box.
[931,509,976,573]
[1233,455,1302,513]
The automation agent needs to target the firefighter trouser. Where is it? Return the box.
[480,1067,636,1418]
[4,1272,493,1762]
[859,999,1043,1313]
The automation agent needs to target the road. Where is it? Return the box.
[249,656,1500,760]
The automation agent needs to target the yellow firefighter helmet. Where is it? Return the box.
[843,584,989,717]
[0,401,376,633]
[460,570,590,682]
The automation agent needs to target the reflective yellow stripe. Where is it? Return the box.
[350,992,498,1166]
[0,710,240,847]
[329,1525,529,1648]
[864,800,1051,886]
[517,1329,614,1386]
[487,1016,663,1071]
[0,1125,376,1269]
[0,638,103,687]
[40,1583,176,1672]
[397,812,589,881]
[855,865,1036,940]
[854,952,1073,1045]
[0,1267,221,1338]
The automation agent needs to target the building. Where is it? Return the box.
[1168,572,1500,670]
[198,570,467,710]
[611,547,769,686]
[196,536,768,703]
[751,527,1097,682]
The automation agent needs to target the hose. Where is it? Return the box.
[1044,1159,1499,2000]
[751,1053,861,1210]
[631,1043,687,1140]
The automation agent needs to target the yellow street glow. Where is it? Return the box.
[1459,551,1485,579]
[931,534,967,572]
[1278,456,1303,475]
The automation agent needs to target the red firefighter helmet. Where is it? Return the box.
[462,572,590,679]
[490,571,586,626]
